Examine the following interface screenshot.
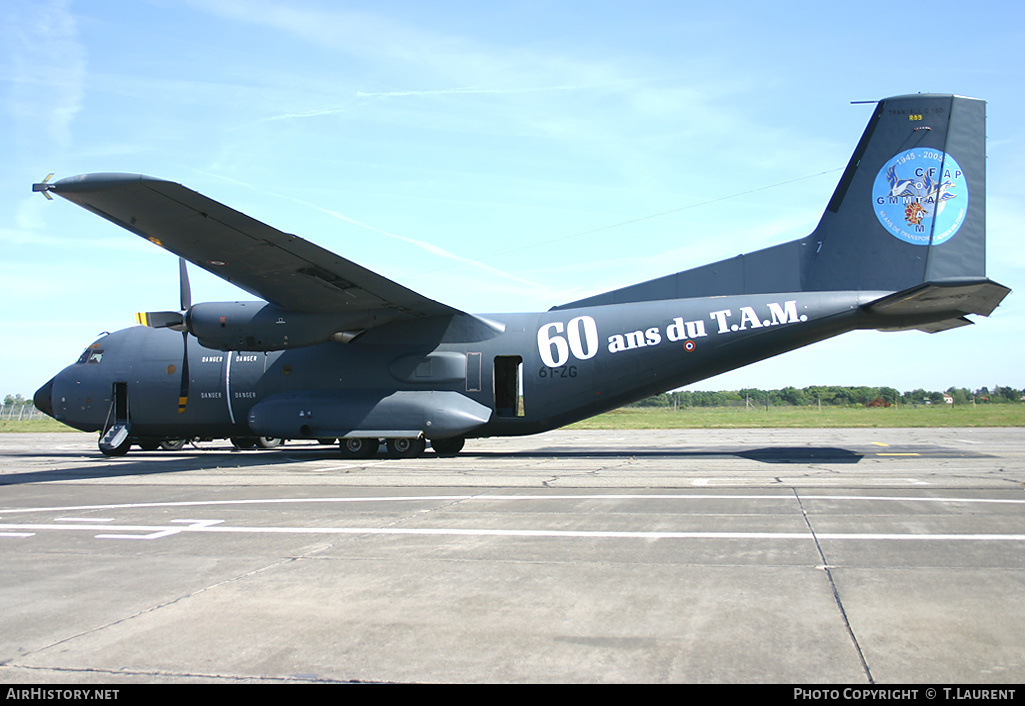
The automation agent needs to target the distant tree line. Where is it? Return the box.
[629,386,1025,408]
[5,387,1025,412]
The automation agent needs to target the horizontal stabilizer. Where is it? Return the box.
[867,279,1010,317]
[912,317,973,334]
[863,279,1010,333]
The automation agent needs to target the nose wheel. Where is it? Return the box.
[98,423,131,456]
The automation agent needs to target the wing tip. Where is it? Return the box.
[49,173,173,194]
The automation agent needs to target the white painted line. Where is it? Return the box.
[1,495,479,515]
[307,461,392,473]
[3,521,1025,543]
[56,517,115,522]
[96,519,224,541]
[801,494,1025,504]
[4,492,1025,518]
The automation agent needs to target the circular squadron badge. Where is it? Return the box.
[872,148,968,246]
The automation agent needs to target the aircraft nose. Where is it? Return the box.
[34,377,55,418]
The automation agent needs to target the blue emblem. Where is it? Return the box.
[872,148,968,246]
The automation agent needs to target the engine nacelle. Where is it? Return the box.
[187,302,351,351]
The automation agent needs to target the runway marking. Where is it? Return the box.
[95,519,224,541]
[56,517,115,522]
[2,520,1025,543]
[3,492,1025,517]
[5,493,1024,542]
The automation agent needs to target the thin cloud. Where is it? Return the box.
[194,172,550,293]
[4,0,85,149]
[354,83,629,99]
[294,198,550,292]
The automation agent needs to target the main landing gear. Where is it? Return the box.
[95,432,462,459]
[337,436,464,459]
[230,436,283,450]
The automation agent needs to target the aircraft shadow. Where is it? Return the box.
[0,444,867,486]
[483,447,865,464]
[0,446,340,486]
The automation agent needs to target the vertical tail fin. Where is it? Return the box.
[552,93,1005,313]
[804,93,985,291]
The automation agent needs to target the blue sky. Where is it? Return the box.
[3,0,1024,399]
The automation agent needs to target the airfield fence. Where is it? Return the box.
[1,404,48,421]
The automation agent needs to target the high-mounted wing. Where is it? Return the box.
[39,173,463,318]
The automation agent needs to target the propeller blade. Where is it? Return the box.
[135,311,186,329]
[136,259,193,331]
[132,259,192,413]
[176,259,191,413]
[179,258,192,311]
[178,331,190,414]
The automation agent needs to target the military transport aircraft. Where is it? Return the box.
[33,93,1010,458]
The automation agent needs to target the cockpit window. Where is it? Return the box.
[76,349,104,365]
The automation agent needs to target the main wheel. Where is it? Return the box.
[339,437,379,459]
[256,436,283,449]
[430,436,465,457]
[386,437,426,458]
